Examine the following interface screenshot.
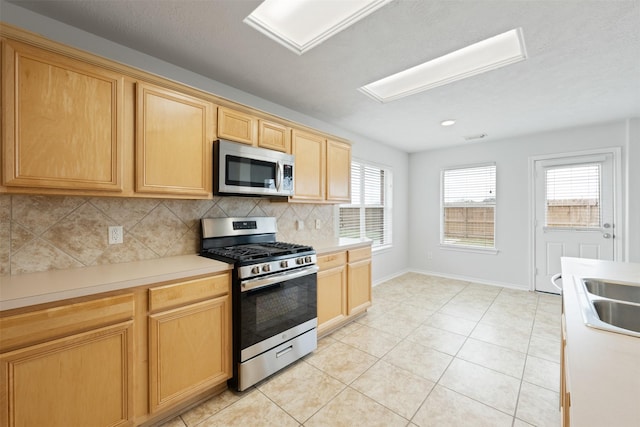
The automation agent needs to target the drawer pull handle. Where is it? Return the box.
[276,345,293,358]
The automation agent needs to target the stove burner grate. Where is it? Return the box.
[203,242,313,262]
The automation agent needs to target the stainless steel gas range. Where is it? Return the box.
[200,217,318,391]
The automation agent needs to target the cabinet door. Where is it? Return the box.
[326,139,351,202]
[317,265,348,336]
[0,322,134,427]
[148,296,231,413]
[2,39,123,191]
[259,120,290,152]
[347,258,372,316]
[217,106,257,145]
[291,129,325,201]
[136,82,213,197]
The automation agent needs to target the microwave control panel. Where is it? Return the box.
[283,164,293,191]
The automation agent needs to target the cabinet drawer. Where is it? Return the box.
[348,246,372,263]
[149,272,231,312]
[0,293,134,352]
[317,251,347,270]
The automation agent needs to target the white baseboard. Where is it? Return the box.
[372,268,412,287]
[404,268,530,291]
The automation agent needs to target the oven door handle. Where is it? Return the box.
[240,265,319,292]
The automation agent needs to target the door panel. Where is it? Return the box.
[534,153,615,293]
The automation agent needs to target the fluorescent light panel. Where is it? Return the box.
[244,0,392,55]
[360,28,527,103]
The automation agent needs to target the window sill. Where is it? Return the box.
[439,244,499,255]
[372,244,393,254]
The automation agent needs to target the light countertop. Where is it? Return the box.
[305,238,372,254]
[560,257,640,427]
[0,238,372,312]
[0,255,231,311]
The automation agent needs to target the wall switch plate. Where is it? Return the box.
[296,220,304,230]
[315,219,321,229]
[108,226,123,244]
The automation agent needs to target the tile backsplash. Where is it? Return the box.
[0,194,336,276]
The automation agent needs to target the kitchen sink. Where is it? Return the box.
[592,300,640,334]
[583,279,640,304]
[579,278,640,338]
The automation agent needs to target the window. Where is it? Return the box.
[442,164,496,249]
[339,160,392,249]
[545,163,601,228]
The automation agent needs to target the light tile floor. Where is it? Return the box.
[159,273,562,427]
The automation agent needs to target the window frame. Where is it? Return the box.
[440,162,498,254]
[338,159,393,251]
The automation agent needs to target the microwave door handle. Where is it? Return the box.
[276,161,283,191]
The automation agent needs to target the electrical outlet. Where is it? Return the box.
[108,226,123,244]
[296,220,304,230]
[427,251,433,260]
[315,219,321,229]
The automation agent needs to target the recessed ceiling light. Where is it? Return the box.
[359,28,527,103]
[441,119,456,126]
[244,0,393,55]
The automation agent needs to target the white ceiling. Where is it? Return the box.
[6,0,640,153]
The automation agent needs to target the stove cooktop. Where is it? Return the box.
[201,241,314,263]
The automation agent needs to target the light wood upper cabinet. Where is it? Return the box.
[218,106,290,152]
[291,129,326,201]
[291,129,351,203]
[136,82,213,197]
[259,119,290,152]
[326,139,351,202]
[217,106,257,145]
[1,39,124,192]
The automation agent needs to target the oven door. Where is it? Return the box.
[238,266,318,361]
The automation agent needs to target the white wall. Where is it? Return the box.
[0,1,411,283]
[409,120,638,289]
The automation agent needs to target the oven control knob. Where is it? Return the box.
[296,257,304,265]
[262,264,271,273]
[280,260,289,268]
[251,266,260,275]
[305,256,312,263]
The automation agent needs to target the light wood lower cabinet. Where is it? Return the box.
[317,252,348,336]
[317,245,372,336]
[0,294,135,427]
[0,272,233,426]
[347,246,372,316]
[147,273,232,414]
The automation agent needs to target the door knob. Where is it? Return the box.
[603,233,612,239]
[603,223,611,229]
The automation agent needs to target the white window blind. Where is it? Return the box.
[442,164,496,248]
[545,164,601,228]
[339,161,392,248]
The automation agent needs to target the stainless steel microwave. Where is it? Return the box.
[214,139,294,197]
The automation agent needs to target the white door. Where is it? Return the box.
[534,153,615,293]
